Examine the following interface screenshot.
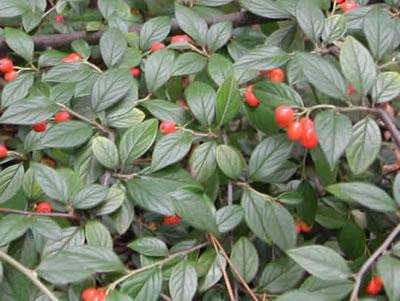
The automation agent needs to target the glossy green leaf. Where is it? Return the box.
[128,237,169,257]
[71,184,108,209]
[230,237,259,283]
[92,137,119,169]
[0,164,24,204]
[189,141,217,183]
[145,49,175,92]
[216,75,241,126]
[169,261,197,301]
[4,27,34,62]
[216,145,244,179]
[186,81,216,126]
[175,3,208,45]
[100,28,127,68]
[371,72,400,104]
[139,16,171,50]
[377,255,400,301]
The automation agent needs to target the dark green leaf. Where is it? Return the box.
[207,21,233,52]
[100,28,127,68]
[139,16,171,50]
[216,75,241,126]
[234,46,289,70]
[71,184,108,209]
[0,164,24,204]
[377,255,400,301]
[371,72,400,104]
[172,53,207,76]
[300,276,354,300]
[216,145,244,179]
[295,0,325,42]
[145,49,175,92]
[169,261,197,301]
[0,215,30,245]
[338,221,366,259]
[175,3,208,45]
[128,237,168,257]
[186,81,216,126]
[230,237,259,283]
[4,27,34,62]
[275,290,333,301]
[189,141,217,183]
[92,137,120,169]
[240,0,291,19]
[1,72,34,107]
[216,205,244,233]
[141,100,190,125]
[322,15,347,43]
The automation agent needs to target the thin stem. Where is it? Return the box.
[0,208,79,220]
[106,242,209,295]
[349,224,400,301]
[0,250,60,301]
[83,60,103,73]
[41,6,57,19]
[112,172,139,181]
[136,94,152,104]
[179,127,219,139]
[210,235,259,301]
[189,44,209,57]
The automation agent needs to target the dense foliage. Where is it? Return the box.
[0,0,400,300]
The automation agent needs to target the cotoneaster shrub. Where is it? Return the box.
[0,0,400,300]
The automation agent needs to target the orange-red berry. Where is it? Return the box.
[287,121,303,141]
[160,121,177,135]
[54,111,71,123]
[365,276,383,295]
[267,68,285,83]
[340,1,360,12]
[0,144,8,158]
[164,214,181,225]
[301,127,319,149]
[4,70,18,81]
[151,42,165,53]
[275,105,294,128]
[171,35,189,44]
[347,86,356,96]
[55,15,64,24]
[32,121,48,133]
[36,202,52,213]
[0,58,14,73]
[81,288,98,301]
[130,67,141,78]
[62,53,81,63]
[245,85,260,107]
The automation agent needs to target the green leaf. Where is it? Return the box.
[186,81,216,126]
[275,290,333,301]
[4,27,34,62]
[216,205,244,233]
[322,14,347,43]
[394,173,400,207]
[230,237,259,283]
[119,119,158,165]
[127,167,197,215]
[377,255,400,301]
[36,246,124,285]
[0,164,24,204]
[49,83,75,104]
[128,237,168,257]
[300,276,354,300]
[363,7,396,61]
[295,0,325,42]
[253,81,304,108]
[0,97,57,125]
[95,185,125,216]
[198,0,232,6]
[32,163,69,203]
[326,182,397,212]
[259,257,305,293]
[216,145,244,179]
[338,221,366,259]
[199,251,226,291]
[241,189,296,250]
[314,111,352,170]
[98,0,117,18]
[121,269,162,301]
[91,68,133,112]
[216,75,241,126]
[175,3,208,45]
[26,121,93,151]
[30,216,62,240]
[315,207,347,229]
[43,62,96,83]
[171,187,219,234]
[100,28,127,68]
[371,72,400,103]
[151,131,193,172]
[71,184,108,209]
[141,100,190,125]
[288,245,352,281]
[92,137,120,169]
[207,21,233,52]
[234,46,289,70]
[345,117,381,175]
[240,0,291,19]
[189,141,217,183]
[208,54,233,86]
[106,107,145,129]
[0,215,30,245]
[296,52,348,99]
[72,39,91,60]
[1,72,34,107]
[145,49,175,92]
[107,291,134,301]
[249,135,293,182]
[172,53,207,76]
[139,16,171,50]
[0,1,28,18]
[169,261,197,301]
[340,36,376,96]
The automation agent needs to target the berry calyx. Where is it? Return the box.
[0,58,14,73]
[36,202,52,213]
[32,121,48,133]
[81,288,98,301]
[130,67,141,78]
[0,144,9,158]
[54,111,71,123]
[176,100,190,111]
[263,68,285,83]
[55,15,64,24]
[287,121,303,141]
[171,35,190,44]
[160,121,177,135]
[4,70,18,82]
[275,105,294,128]
[164,214,181,225]
[340,1,360,12]
[151,42,165,53]
[62,53,81,63]
[245,85,260,107]
[347,86,356,96]
[300,126,319,149]
[365,276,383,295]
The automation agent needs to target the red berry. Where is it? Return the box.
[275,105,294,128]
[81,288,98,301]
[334,0,345,3]
[366,276,383,295]
[340,1,360,12]
[301,127,319,149]
[0,144,8,158]
[176,100,190,111]
[267,68,286,83]
[299,117,314,130]
[287,121,303,141]
[36,202,52,213]
[300,222,313,233]
[54,111,71,123]
[347,86,356,96]
[164,214,181,225]
[171,35,189,44]
[130,67,141,78]
[4,70,18,82]
[96,290,106,301]
[62,53,81,63]
[245,85,260,107]
[32,121,48,133]
[151,42,165,53]
[0,58,14,73]
[55,15,64,24]
[295,223,302,234]
[160,121,177,135]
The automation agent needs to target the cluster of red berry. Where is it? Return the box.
[81,288,106,301]
[0,58,18,81]
[336,0,360,12]
[35,202,52,213]
[365,276,384,295]
[295,220,313,234]
[164,214,181,225]
[32,111,71,133]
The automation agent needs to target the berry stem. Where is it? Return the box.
[349,223,400,301]
[83,60,103,73]
[0,249,61,301]
[0,207,79,220]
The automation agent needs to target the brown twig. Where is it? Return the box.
[0,208,79,220]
